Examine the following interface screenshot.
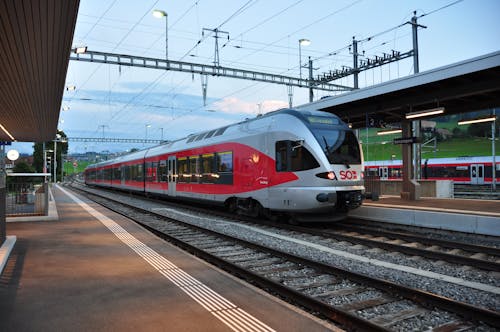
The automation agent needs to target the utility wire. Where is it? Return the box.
[221,0,305,49]
[419,0,464,18]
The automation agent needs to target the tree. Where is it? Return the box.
[8,161,37,185]
[12,161,35,173]
[32,130,68,181]
[467,122,497,138]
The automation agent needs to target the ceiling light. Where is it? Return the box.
[0,123,15,141]
[377,128,402,136]
[405,107,445,119]
[458,116,496,125]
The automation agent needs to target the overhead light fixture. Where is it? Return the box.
[0,123,15,141]
[377,128,402,136]
[299,38,311,46]
[405,107,445,119]
[74,46,87,54]
[458,116,496,125]
[152,9,167,18]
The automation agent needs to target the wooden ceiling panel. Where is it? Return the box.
[0,0,79,142]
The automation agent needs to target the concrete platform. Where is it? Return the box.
[0,185,336,332]
[350,196,500,236]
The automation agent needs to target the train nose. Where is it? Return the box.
[316,192,337,203]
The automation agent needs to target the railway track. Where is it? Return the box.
[69,184,500,331]
[272,222,500,273]
[78,181,500,273]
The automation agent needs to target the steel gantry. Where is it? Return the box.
[70,50,354,106]
[68,137,163,144]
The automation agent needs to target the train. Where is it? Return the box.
[84,108,365,222]
[365,156,499,184]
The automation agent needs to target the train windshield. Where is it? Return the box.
[312,129,361,165]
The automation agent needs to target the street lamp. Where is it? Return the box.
[153,9,168,60]
[298,38,310,79]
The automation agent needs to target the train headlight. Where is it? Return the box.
[315,171,337,180]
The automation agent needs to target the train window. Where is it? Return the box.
[205,130,217,139]
[217,151,233,172]
[151,162,158,182]
[189,156,199,183]
[312,129,361,165]
[177,157,189,183]
[214,126,228,136]
[276,140,319,172]
[216,151,233,185]
[195,133,207,141]
[113,167,121,181]
[129,165,140,182]
[122,166,129,181]
[276,141,289,172]
[145,162,157,182]
[201,153,216,183]
[158,160,167,182]
[186,135,196,143]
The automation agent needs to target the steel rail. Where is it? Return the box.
[333,222,500,256]
[278,223,500,272]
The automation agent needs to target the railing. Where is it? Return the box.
[0,186,5,246]
[363,172,380,201]
[5,174,50,217]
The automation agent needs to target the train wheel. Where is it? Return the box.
[235,198,262,218]
[225,198,238,213]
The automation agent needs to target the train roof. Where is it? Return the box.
[86,108,350,168]
[155,108,346,151]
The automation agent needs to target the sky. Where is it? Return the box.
[12,0,500,155]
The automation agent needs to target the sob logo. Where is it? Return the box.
[339,170,358,180]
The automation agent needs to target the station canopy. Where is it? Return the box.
[0,0,79,142]
[298,51,500,129]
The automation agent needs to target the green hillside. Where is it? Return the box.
[360,117,498,161]
[362,136,496,161]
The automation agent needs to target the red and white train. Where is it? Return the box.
[85,109,365,222]
[365,156,499,184]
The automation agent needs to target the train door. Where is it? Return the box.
[120,165,125,186]
[470,164,484,184]
[167,156,177,196]
[378,167,388,180]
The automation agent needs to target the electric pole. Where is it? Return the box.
[202,28,229,67]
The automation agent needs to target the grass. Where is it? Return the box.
[63,161,91,175]
[362,136,497,161]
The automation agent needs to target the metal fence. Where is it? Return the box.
[363,171,380,201]
[0,187,5,246]
[5,174,49,217]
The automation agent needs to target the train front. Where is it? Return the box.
[280,111,365,222]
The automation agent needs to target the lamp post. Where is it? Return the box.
[298,38,310,79]
[153,9,168,61]
[53,139,57,183]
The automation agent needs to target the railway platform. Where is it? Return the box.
[350,196,500,236]
[0,185,335,332]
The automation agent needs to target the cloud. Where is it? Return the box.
[212,97,288,115]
